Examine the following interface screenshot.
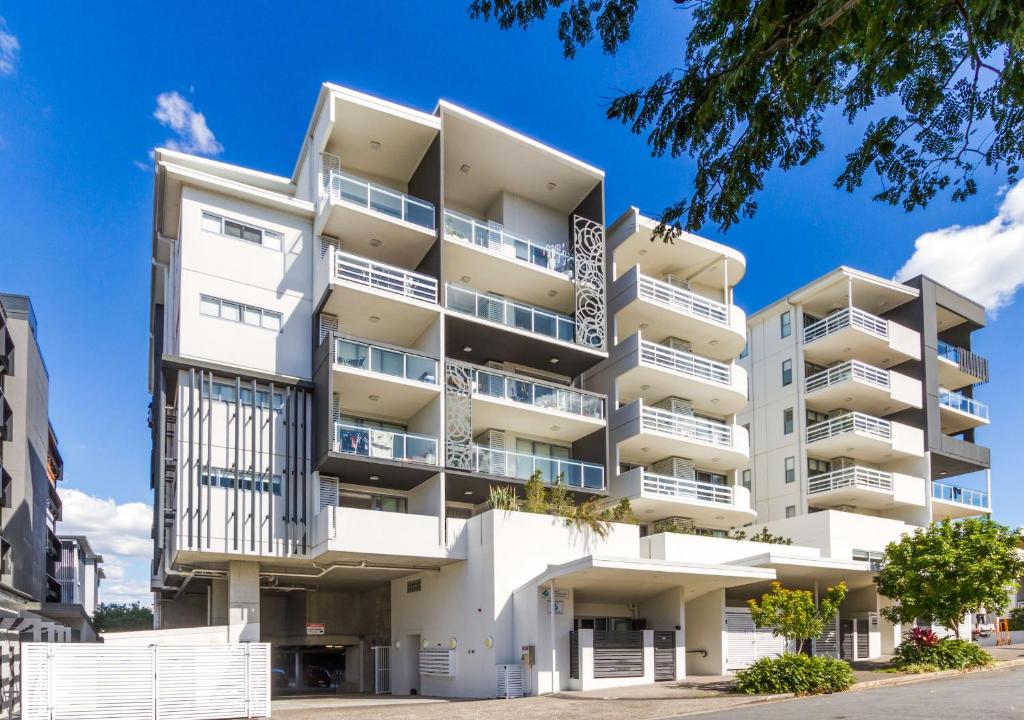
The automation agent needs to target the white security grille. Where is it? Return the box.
[495,664,524,698]
[419,648,455,676]
[22,643,270,720]
[372,646,391,694]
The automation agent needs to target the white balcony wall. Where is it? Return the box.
[890,422,925,457]
[887,320,922,361]
[177,187,313,380]
[746,509,913,559]
[642,532,822,565]
[890,370,923,408]
[485,190,570,250]
[311,506,448,559]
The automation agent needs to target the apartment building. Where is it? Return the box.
[56,536,104,618]
[0,294,102,645]
[148,83,961,698]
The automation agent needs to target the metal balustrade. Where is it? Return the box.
[446,284,578,344]
[637,276,729,325]
[805,359,890,394]
[443,209,573,277]
[932,481,989,508]
[804,307,888,344]
[642,472,735,505]
[467,445,604,489]
[808,467,894,495]
[333,249,438,304]
[469,364,604,420]
[938,388,989,420]
[806,411,891,443]
[333,423,437,465]
[640,341,732,385]
[324,170,435,230]
[335,338,438,385]
[641,406,734,447]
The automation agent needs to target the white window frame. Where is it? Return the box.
[780,310,791,338]
[201,211,284,251]
[784,456,795,484]
[199,294,283,333]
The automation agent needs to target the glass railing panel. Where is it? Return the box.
[327,171,436,230]
[443,209,574,276]
[446,284,584,347]
[469,445,604,489]
[334,423,437,465]
[335,338,438,385]
[938,388,989,420]
[932,481,988,508]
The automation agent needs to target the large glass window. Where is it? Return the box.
[808,458,831,476]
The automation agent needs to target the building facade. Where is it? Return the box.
[148,84,991,698]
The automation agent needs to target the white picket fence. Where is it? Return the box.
[22,643,270,720]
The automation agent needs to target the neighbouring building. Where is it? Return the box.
[56,536,104,618]
[147,83,992,698]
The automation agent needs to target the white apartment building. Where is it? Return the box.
[148,84,978,698]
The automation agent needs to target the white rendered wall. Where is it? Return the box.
[685,590,726,675]
[746,509,912,560]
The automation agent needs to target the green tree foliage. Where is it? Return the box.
[748,581,847,653]
[732,527,794,545]
[487,483,522,511]
[469,0,1024,232]
[874,517,1024,639]
[93,602,154,634]
[523,471,548,514]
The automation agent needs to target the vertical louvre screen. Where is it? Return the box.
[592,631,644,678]
[654,631,676,681]
[569,630,579,680]
[495,664,524,699]
[725,608,785,670]
[318,476,339,512]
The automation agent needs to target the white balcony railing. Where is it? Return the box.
[334,249,438,304]
[938,388,989,420]
[932,481,989,509]
[640,341,732,386]
[324,170,435,230]
[446,284,579,345]
[333,423,437,466]
[806,411,891,444]
[808,467,894,495]
[335,338,438,385]
[638,276,729,326]
[467,445,604,490]
[443,209,574,277]
[641,406,734,447]
[469,364,604,420]
[804,307,888,344]
[805,359,889,394]
[642,472,734,505]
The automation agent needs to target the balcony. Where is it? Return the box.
[465,445,605,490]
[333,423,437,467]
[317,168,437,266]
[807,467,902,510]
[804,360,921,415]
[443,210,575,311]
[317,246,440,346]
[465,363,605,443]
[803,307,920,368]
[333,337,440,419]
[446,283,585,347]
[936,341,988,390]
[937,388,989,434]
[613,401,749,469]
[312,506,465,563]
[611,267,745,360]
[612,467,755,528]
[931,481,990,519]
[805,411,923,462]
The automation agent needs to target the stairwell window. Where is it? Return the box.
[200,295,283,332]
[201,211,283,251]
[781,359,793,386]
[784,456,795,483]
[783,407,794,435]
[741,469,752,491]
[785,505,796,518]
[780,311,792,338]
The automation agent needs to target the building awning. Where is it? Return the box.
[729,553,877,591]
[517,555,776,604]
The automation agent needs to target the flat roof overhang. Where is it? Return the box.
[317,452,440,491]
[789,267,919,318]
[518,555,775,604]
[728,553,877,592]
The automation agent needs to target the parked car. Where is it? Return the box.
[973,613,995,639]
[303,665,333,688]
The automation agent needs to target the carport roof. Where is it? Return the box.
[729,553,877,590]
[516,555,776,603]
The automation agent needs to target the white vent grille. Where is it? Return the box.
[663,274,691,291]
[319,313,338,344]
[663,337,692,352]
[419,648,456,676]
[319,153,341,201]
[496,664,524,698]
[653,397,693,415]
[650,457,696,479]
[318,476,339,511]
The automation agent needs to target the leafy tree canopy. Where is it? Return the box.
[874,517,1024,639]
[94,602,154,634]
[469,0,1024,233]
[748,581,847,653]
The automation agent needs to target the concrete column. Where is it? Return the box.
[642,630,655,684]
[227,561,261,643]
[209,578,229,627]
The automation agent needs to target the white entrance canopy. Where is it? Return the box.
[729,553,877,592]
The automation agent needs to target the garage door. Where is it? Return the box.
[725,607,785,670]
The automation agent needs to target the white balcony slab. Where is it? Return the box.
[613,401,749,470]
[804,360,921,415]
[806,467,925,511]
[937,389,989,434]
[805,412,923,463]
[931,482,990,519]
[612,468,756,529]
[312,507,464,563]
[803,308,920,368]
[334,365,440,420]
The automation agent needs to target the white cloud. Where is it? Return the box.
[895,181,1024,315]
[0,17,19,75]
[58,488,153,606]
[153,90,223,156]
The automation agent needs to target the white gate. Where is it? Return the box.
[22,643,271,720]
[725,607,785,670]
[813,616,840,658]
[372,645,391,695]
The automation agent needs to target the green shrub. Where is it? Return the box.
[734,654,854,695]
[880,662,940,674]
[1008,606,1024,632]
[893,637,993,670]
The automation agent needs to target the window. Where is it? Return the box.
[780,311,792,338]
[784,456,795,484]
[807,458,831,476]
[781,359,793,386]
[739,337,749,359]
[202,381,284,410]
[696,470,727,486]
[200,468,282,495]
[200,295,283,332]
[806,409,829,425]
[783,407,794,435]
[407,579,422,593]
[852,549,885,570]
[785,505,796,518]
[341,491,408,513]
[202,211,283,251]
[741,469,752,491]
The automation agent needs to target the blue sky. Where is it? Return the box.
[0,3,1020,605]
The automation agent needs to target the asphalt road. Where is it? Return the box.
[687,665,1024,719]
